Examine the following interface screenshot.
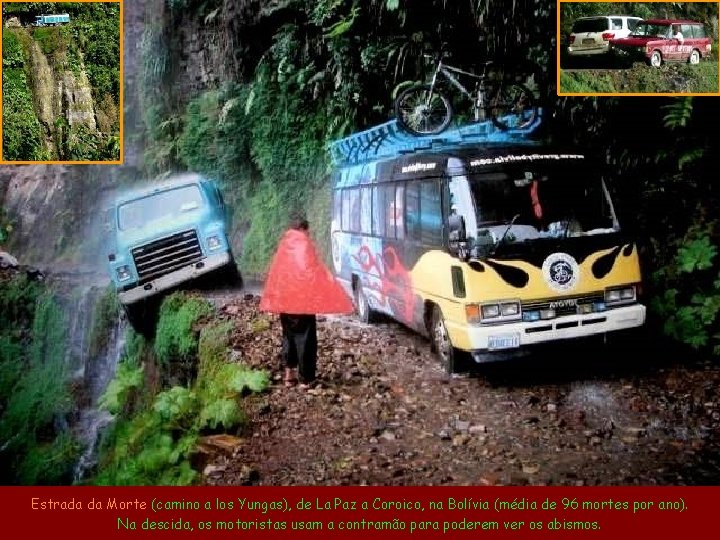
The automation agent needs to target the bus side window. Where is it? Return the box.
[385,185,397,238]
[360,187,372,234]
[406,182,421,241]
[395,185,405,239]
[421,181,442,245]
[349,188,361,232]
[372,186,386,236]
[341,189,351,231]
[333,190,342,225]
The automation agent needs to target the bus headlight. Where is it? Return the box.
[605,285,636,305]
[472,301,521,323]
[116,265,131,282]
[481,304,500,319]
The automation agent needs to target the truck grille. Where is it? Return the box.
[522,293,604,317]
[132,230,203,285]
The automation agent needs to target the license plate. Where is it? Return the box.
[488,334,520,350]
[582,38,595,45]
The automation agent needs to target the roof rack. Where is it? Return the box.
[329,110,542,166]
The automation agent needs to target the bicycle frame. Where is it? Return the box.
[429,61,483,101]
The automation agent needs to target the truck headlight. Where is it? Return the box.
[206,235,222,250]
[605,285,636,305]
[116,265,131,282]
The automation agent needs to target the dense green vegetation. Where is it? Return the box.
[2,31,49,160]
[559,2,719,93]
[560,61,719,93]
[94,293,269,485]
[0,271,79,484]
[1,2,120,161]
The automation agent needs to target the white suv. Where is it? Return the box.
[567,16,642,57]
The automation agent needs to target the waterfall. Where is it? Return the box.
[63,284,127,483]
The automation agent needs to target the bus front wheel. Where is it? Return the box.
[431,306,458,374]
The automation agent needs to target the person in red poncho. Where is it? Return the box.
[260,214,353,387]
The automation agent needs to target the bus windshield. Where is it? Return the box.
[448,161,619,256]
[118,185,204,231]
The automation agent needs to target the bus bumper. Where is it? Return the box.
[449,303,646,356]
[118,251,231,305]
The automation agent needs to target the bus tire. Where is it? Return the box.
[431,305,458,374]
[355,283,376,324]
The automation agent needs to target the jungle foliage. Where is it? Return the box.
[94,293,269,485]
[0,272,78,484]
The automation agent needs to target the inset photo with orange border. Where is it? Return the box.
[0,0,122,163]
[558,1,720,96]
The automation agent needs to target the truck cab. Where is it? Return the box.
[106,173,238,327]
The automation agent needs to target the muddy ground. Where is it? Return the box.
[202,295,720,486]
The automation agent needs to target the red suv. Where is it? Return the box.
[610,19,711,67]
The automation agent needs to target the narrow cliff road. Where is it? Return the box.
[198,294,720,486]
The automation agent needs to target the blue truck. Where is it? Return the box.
[105,173,239,329]
[34,13,70,26]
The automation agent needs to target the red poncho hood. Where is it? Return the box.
[260,229,354,315]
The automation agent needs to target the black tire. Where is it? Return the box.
[430,305,459,374]
[489,83,538,131]
[354,283,376,324]
[395,84,453,136]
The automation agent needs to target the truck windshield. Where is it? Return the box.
[631,23,670,38]
[118,185,204,231]
[448,160,619,256]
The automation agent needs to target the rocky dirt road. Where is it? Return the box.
[202,295,720,486]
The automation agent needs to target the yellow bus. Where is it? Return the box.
[329,119,646,372]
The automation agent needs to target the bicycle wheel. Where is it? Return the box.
[489,83,538,131]
[395,85,453,136]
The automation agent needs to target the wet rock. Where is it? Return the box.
[203,464,226,477]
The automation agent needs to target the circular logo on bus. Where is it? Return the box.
[542,253,579,292]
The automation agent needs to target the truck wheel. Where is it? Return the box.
[649,50,662,67]
[689,50,700,65]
